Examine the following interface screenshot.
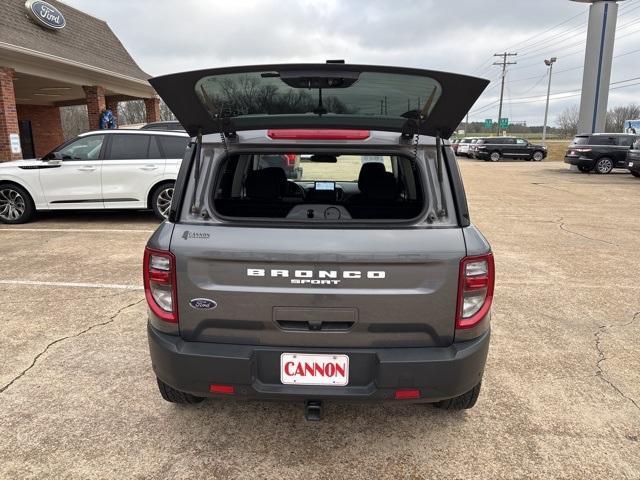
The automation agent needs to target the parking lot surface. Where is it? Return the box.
[1,161,639,479]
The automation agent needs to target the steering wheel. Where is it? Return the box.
[286,181,305,199]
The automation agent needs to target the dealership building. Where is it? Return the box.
[0,0,159,160]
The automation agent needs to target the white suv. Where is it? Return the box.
[0,130,189,223]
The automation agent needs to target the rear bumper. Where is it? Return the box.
[147,323,490,403]
[564,156,593,167]
[628,160,640,172]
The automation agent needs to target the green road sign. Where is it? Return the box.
[484,119,493,129]
[499,118,509,129]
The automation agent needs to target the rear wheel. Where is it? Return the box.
[434,381,482,410]
[151,182,174,221]
[489,151,501,162]
[577,165,593,173]
[631,170,640,178]
[0,183,35,224]
[156,378,204,404]
[594,157,614,174]
[531,150,544,162]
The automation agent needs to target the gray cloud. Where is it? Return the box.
[61,0,640,126]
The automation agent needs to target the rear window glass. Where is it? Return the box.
[572,136,589,145]
[194,71,442,126]
[211,153,433,222]
[159,136,189,158]
[108,135,150,160]
[588,136,616,146]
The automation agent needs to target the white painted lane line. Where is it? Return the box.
[0,280,143,290]
[0,228,154,233]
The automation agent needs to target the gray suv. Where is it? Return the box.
[144,63,493,419]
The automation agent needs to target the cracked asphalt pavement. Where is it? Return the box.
[0,162,639,479]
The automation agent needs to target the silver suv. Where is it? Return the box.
[144,63,493,419]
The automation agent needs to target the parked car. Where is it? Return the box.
[140,121,185,131]
[0,130,189,224]
[145,63,493,418]
[627,139,640,178]
[258,153,303,179]
[451,138,460,154]
[564,133,639,174]
[472,137,547,162]
[456,137,477,157]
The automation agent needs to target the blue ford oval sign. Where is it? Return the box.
[189,298,217,310]
[25,0,66,30]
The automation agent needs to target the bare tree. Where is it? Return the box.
[555,105,579,137]
[160,100,176,121]
[60,105,89,140]
[117,100,146,126]
[606,104,640,133]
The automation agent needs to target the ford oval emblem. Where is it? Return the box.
[189,298,217,310]
[25,0,66,30]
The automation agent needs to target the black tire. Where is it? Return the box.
[531,150,545,162]
[630,170,640,178]
[0,183,35,224]
[594,157,614,174]
[434,382,482,410]
[156,378,204,404]
[489,151,501,162]
[150,182,174,221]
[577,165,593,173]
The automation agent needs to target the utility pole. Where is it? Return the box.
[542,57,557,145]
[493,52,517,135]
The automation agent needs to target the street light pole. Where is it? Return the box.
[542,57,557,145]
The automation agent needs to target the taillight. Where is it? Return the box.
[574,148,592,153]
[284,153,296,166]
[267,129,370,140]
[144,247,178,323]
[456,253,494,330]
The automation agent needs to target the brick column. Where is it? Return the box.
[144,97,160,123]
[16,105,64,158]
[0,67,21,161]
[106,97,119,126]
[83,85,106,131]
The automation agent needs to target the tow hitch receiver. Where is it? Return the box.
[304,400,323,421]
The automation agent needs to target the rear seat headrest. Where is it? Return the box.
[245,167,288,199]
[357,162,398,199]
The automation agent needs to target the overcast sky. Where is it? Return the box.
[61,0,640,127]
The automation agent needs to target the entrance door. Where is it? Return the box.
[19,121,35,159]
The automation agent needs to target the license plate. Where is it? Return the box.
[630,162,634,167]
[280,353,349,386]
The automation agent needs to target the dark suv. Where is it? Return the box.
[564,133,639,174]
[627,139,640,178]
[472,137,547,162]
[145,63,493,419]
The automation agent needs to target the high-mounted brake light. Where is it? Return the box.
[144,247,178,323]
[456,253,495,330]
[267,129,370,140]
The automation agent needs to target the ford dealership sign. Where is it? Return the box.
[25,0,66,30]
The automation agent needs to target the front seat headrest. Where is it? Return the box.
[357,162,397,199]
[245,167,288,199]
